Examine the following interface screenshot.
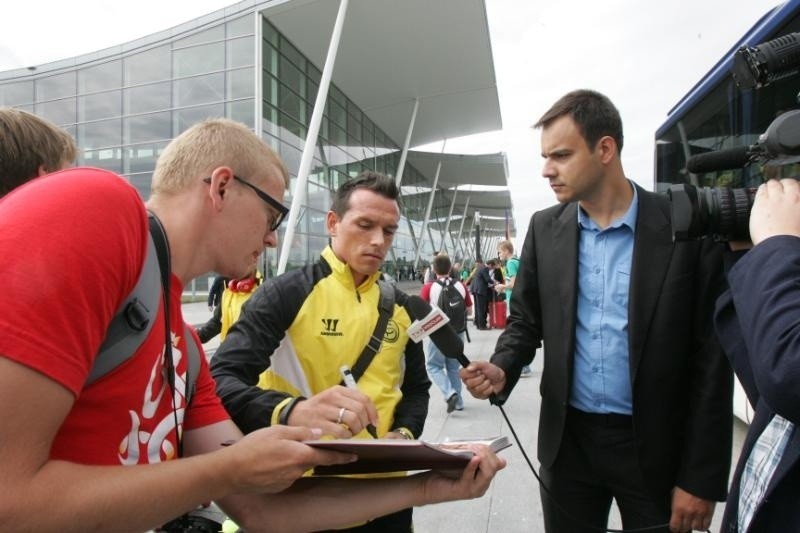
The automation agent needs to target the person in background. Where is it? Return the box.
[714,178,800,532]
[197,270,262,344]
[0,118,505,532]
[211,172,436,532]
[495,240,531,377]
[0,107,76,197]
[466,260,493,330]
[462,90,731,533]
[423,251,440,283]
[420,254,473,413]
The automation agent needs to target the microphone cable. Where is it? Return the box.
[494,403,712,533]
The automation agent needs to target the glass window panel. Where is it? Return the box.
[124,112,172,144]
[175,73,224,107]
[0,80,34,106]
[124,82,171,114]
[173,43,224,78]
[329,84,344,106]
[328,100,346,128]
[79,61,122,93]
[127,172,153,200]
[328,123,346,147]
[279,140,302,177]
[263,18,279,46]
[82,147,122,173]
[263,42,278,75]
[79,90,121,122]
[174,25,225,48]
[347,113,361,143]
[37,72,76,101]
[227,68,254,100]
[227,37,254,69]
[124,46,171,85]
[279,37,304,71]
[284,231,308,270]
[227,15,253,38]
[36,98,76,125]
[79,118,122,150]
[226,99,254,128]
[263,102,279,136]
[279,56,303,94]
[125,141,167,174]
[279,84,303,123]
[307,182,331,212]
[263,71,278,106]
[279,112,305,148]
[175,103,224,134]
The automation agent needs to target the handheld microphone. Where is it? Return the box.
[686,145,750,174]
[406,295,470,367]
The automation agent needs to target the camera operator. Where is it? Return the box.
[714,178,800,532]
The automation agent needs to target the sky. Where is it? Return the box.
[0,0,782,243]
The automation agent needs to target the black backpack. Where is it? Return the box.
[435,278,467,333]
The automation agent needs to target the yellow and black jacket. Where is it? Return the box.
[211,246,430,439]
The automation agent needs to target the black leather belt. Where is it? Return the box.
[567,406,632,428]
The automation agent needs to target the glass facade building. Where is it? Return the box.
[0,4,498,287]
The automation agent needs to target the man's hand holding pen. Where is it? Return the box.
[283,379,380,439]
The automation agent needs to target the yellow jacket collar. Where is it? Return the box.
[321,246,381,292]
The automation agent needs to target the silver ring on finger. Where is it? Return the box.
[336,406,347,424]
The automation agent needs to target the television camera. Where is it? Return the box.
[669,31,800,241]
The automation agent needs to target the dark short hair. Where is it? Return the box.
[533,89,623,153]
[331,171,399,217]
[432,254,452,275]
[0,108,77,197]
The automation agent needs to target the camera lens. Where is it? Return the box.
[668,184,756,241]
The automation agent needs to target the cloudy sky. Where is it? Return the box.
[0,0,781,240]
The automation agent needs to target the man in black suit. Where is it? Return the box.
[714,178,800,532]
[468,260,494,330]
[462,90,732,532]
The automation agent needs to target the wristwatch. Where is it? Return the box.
[393,427,414,440]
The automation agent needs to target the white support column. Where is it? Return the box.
[438,188,458,254]
[453,196,470,259]
[412,159,442,272]
[394,98,419,187]
[277,0,349,275]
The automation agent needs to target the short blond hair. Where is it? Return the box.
[0,107,77,197]
[498,239,514,254]
[152,118,289,195]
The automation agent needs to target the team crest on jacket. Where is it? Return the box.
[384,319,399,343]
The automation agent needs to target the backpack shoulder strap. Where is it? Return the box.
[87,225,200,403]
[87,233,160,385]
[348,279,395,382]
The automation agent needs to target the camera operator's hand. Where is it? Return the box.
[750,178,800,245]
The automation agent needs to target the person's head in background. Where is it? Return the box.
[497,240,514,261]
[0,108,77,198]
[432,254,452,277]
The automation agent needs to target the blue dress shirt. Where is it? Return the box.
[570,183,638,415]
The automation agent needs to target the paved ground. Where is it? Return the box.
[183,280,747,533]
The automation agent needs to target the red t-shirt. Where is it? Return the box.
[0,167,228,465]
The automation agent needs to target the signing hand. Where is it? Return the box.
[287,386,379,438]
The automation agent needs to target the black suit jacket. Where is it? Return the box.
[492,184,732,502]
[715,236,800,532]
